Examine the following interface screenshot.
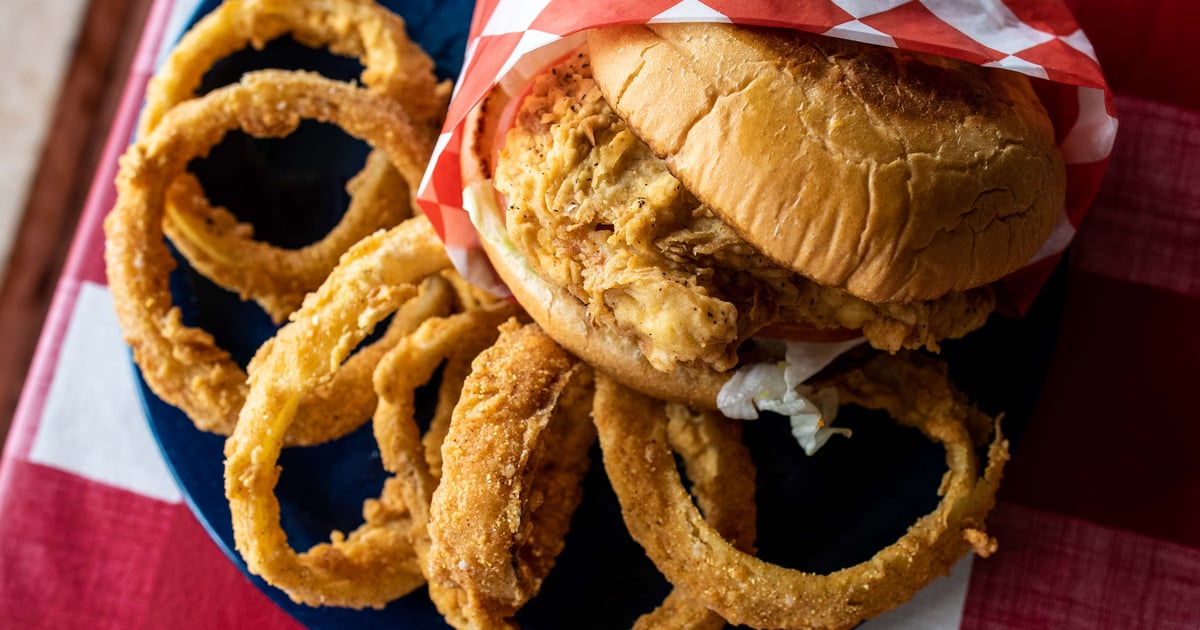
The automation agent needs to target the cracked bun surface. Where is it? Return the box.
[589,23,1065,304]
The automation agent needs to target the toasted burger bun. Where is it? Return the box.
[590,24,1065,304]
[462,24,1065,408]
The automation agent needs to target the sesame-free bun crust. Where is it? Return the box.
[462,96,728,409]
[588,24,1065,303]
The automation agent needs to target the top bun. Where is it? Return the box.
[588,24,1065,303]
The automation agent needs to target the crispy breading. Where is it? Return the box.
[428,322,595,627]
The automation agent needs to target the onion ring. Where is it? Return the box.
[137,0,448,137]
[426,322,595,629]
[222,217,452,609]
[281,271,453,446]
[633,402,757,630]
[142,0,448,321]
[370,307,523,496]
[411,269,511,479]
[162,151,414,322]
[105,70,438,438]
[369,314,529,629]
[593,352,1008,629]
[370,311,522,482]
[421,349,473,481]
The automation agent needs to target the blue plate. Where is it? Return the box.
[137,3,1065,627]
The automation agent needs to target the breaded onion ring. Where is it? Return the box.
[369,314,527,630]
[593,352,1008,630]
[105,70,437,438]
[633,403,757,630]
[223,217,451,609]
[143,0,449,321]
[371,307,521,487]
[281,271,453,446]
[427,322,596,629]
[162,152,415,322]
[417,269,512,479]
[404,269,512,480]
[137,0,448,138]
[421,349,473,481]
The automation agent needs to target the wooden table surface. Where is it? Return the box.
[0,0,153,443]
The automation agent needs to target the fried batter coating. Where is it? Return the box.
[285,272,453,446]
[428,322,595,628]
[632,403,758,630]
[495,55,993,373]
[144,0,449,321]
[413,269,514,476]
[105,70,439,440]
[593,352,1007,629]
[137,0,449,139]
[223,217,450,609]
[163,151,416,322]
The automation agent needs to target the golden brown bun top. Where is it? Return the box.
[588,24,1065,303]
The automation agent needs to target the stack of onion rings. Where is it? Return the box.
[140,0,448,322]
[224,214,522,609]
[223,216,451,608]
[105,70,435,439]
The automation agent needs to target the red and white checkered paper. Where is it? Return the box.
[415,0,1117,313]
[5,1,1200,629]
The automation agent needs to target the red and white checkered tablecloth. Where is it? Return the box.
[1,0,1199,628]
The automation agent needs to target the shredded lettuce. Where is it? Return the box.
[717,337,864,455]
[461,178,528,296]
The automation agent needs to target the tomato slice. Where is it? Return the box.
[757,321,863,343]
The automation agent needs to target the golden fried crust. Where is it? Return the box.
[162,151,415,323]
[464,74,731,411]
[428,322,594,625]
[137,0,449,139]
[222,216,451,609]
[143,0,448,322]
[593,353,1008,629]
[105,70,439,440]
[285,273,453,447]
[589,23,1065,303]
[634,403,757,630]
